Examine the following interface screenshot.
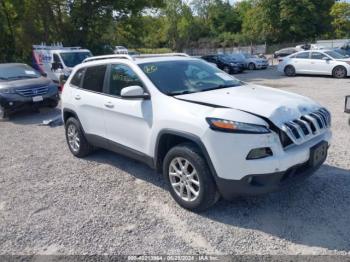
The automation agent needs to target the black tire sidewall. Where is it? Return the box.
[249,63,255,70]
[65,117,91,157]
[333,66,347,78]
[163,143,218,211]
[285,65,295,76]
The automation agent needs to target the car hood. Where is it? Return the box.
[176,84,321,128]
[0,77,52,90]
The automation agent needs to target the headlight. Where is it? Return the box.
[0,88,16,94]
[230,63,236,66]
[206,118,270,134]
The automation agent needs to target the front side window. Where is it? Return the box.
[311,52,327,60]
[82,65,106,93]
[295,52,310,59]
[140,60,242,96]
[107,64,143,96]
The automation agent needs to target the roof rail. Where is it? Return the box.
[133,53,190,58]
[82,54,134,63]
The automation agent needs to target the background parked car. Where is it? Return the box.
[32,44,92,86]
[0,63,60,119]
[240,53,269,70]
[114,46,128,54]
[333,48,350,57]
[227,53,247,69]
[274,47,297,58]
[278,50,350,78]
[201,54,243,74]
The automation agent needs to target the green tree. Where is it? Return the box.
[331,1,350,38]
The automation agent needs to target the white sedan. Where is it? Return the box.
[278,50,350,78]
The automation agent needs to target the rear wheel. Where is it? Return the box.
[163,143,219,211]
[284,65,296,77]
[248,63,256,70]
[65,117,93,157]
[332,66,347,78]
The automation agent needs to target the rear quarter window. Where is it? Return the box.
[81,65,107,93]
[70,68,85,87]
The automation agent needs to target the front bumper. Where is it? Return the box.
[216,156,324,200]
[0,88,59,112]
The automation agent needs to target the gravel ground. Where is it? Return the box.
[0,67,349,256]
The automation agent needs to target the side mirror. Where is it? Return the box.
[322,57,331,61]
[121,85,150,99]
[41,72,48,77]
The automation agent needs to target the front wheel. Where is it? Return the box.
[332,66,347,79]
[163,143,219,211]
[65,117,93,157]
[248,63,256,70]
[284,65,296,77]
[48,100,59,108]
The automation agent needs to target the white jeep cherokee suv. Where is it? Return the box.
[61,54,332,211]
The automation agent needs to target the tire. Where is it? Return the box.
[284,65,296,77]
[0,105,8,120]
[49,100,59,108]
[223,66,231,74]
[332,66,347,79]
[163,143,219,211]
[248,63,256,70]
[65,117,93,157]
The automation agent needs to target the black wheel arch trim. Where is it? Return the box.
[154,129,220,181]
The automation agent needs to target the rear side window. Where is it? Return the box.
[107,64,143,96]
[296,52,310,59]
[82,65,107,93]
[70,68,85,87]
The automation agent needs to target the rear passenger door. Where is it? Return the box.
[70,65,108,141]
[103,63,153,154]
[292,52,310,73]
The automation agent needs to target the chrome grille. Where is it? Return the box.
[281,108,331,145]
[16,86,48,97]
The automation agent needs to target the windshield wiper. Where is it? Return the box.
[199,84,240,92]
[7,75,38,80]
[168,90,197,96]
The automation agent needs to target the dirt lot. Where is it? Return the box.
[0,67,349,256]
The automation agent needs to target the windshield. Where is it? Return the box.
[324,51,345,59]
[0,64,41,80]
[60,52,92,67]
[140,60,242,96]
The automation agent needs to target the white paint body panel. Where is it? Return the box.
[62,56,332,181]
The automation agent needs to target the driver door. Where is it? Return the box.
[103,63,153,154]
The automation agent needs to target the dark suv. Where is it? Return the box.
[0,63,60,119]
[201,54,244,74]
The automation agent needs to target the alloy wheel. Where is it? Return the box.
[334,67,346,78]
[169,157,200,202]
[67,124,80,152]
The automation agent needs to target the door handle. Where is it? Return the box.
[104,102,114,108]
[74,95,81,100]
